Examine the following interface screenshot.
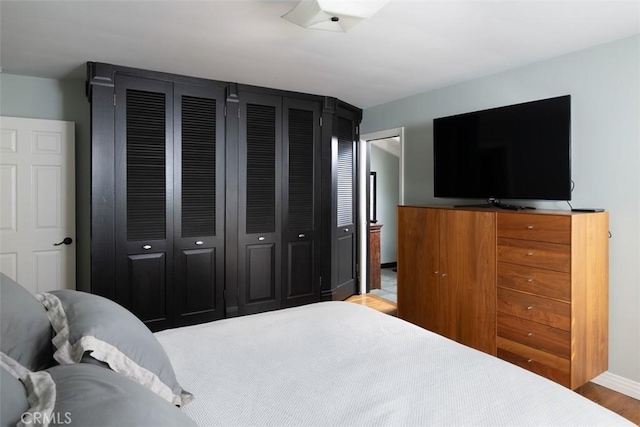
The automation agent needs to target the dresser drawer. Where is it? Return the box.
[497,337,571,387]
[498,262,570,301]
[498,213,571,244]
[497,288,570,331]
[497,312,570,358]
[498,238,570,273]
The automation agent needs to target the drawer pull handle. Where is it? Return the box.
[195,241,204,245]
[527,306,533,310]
[527,332,533,337]
[298,233,305,238]
[527,225,534,229]
[527,251,534,256]
[434,271,439,274]
[526,278,533,282]
[527,358,533,363]
[142,245,151,250]
[441,273,447,277]
[258,236,265,241]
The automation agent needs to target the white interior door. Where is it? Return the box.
[0,117,75,293]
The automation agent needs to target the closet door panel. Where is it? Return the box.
[127,252,166,322]
[173,84,226,326]
[246,243,276,302]
[181,248,216,314]
[286,241,314,298]
[238,93,282,315]
[282,99,321,307]
[335,116,357,293]
[115,75,173,331]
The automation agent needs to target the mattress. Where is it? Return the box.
[155,301,631,426]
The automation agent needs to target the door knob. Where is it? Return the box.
[54,237,73,246]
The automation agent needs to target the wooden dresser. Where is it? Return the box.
[397,206,609,389]
[495,211,609,389]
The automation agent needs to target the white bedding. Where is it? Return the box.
[156,302,631,426]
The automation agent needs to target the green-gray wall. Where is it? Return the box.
[362,35,640,383]
[370,144,399,264]
[0,74,91,291]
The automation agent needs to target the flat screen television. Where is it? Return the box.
[433,95,571,203]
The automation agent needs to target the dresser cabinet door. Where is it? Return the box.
[114,75,174,331]
[172,84,226,326]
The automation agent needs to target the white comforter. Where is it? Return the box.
[156,301,631,426]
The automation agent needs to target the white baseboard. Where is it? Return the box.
[591,371,640,400]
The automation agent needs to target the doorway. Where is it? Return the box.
[359,128,404,300]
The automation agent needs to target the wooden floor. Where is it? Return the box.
[345,293,397,316]
[346,293,640,425]
[575,382,640,425]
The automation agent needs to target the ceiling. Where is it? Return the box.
[1,1,639,108]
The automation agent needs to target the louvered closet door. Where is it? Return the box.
[115,76,173,331]
[281,99,321,308]
[335,116,357,292]
[173,84,226,326]
[238,93,282,315]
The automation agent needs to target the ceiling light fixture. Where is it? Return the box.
[282,0,389,32]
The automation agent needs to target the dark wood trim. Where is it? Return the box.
[224,83,240,317]
[87,62,228,90]
[320,98,335,296]
[89,66,116,299]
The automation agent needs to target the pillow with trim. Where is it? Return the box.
[0,273,53,375]
[19,364,196,427]
[37,290,193,406]
[0,364,29,427]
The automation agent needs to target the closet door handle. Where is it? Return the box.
[298,233,305,238]
[343,228,349,233]
[195,241,204,245]
[258,236,265,241]
[142,245,152,250]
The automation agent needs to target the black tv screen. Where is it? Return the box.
[434,95,571,201]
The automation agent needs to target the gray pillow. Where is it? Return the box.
[37,290,192,406]
[0,273,53,374]
[19,364,196,427]
[1,366,29,427]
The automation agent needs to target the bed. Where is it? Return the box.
[156,301,631,426]
[0,272,632,427]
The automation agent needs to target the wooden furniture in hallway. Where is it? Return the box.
[369,223,383,290]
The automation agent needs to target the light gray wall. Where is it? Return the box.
[0,73,91,291]
[370,144,399,264]
[362,35,640,383]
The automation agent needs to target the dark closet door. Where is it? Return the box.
[238,93,283,315]
[115,75,174,331]
[335,115,357,294]
[281,99,322,308]
[173,84,226,326]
